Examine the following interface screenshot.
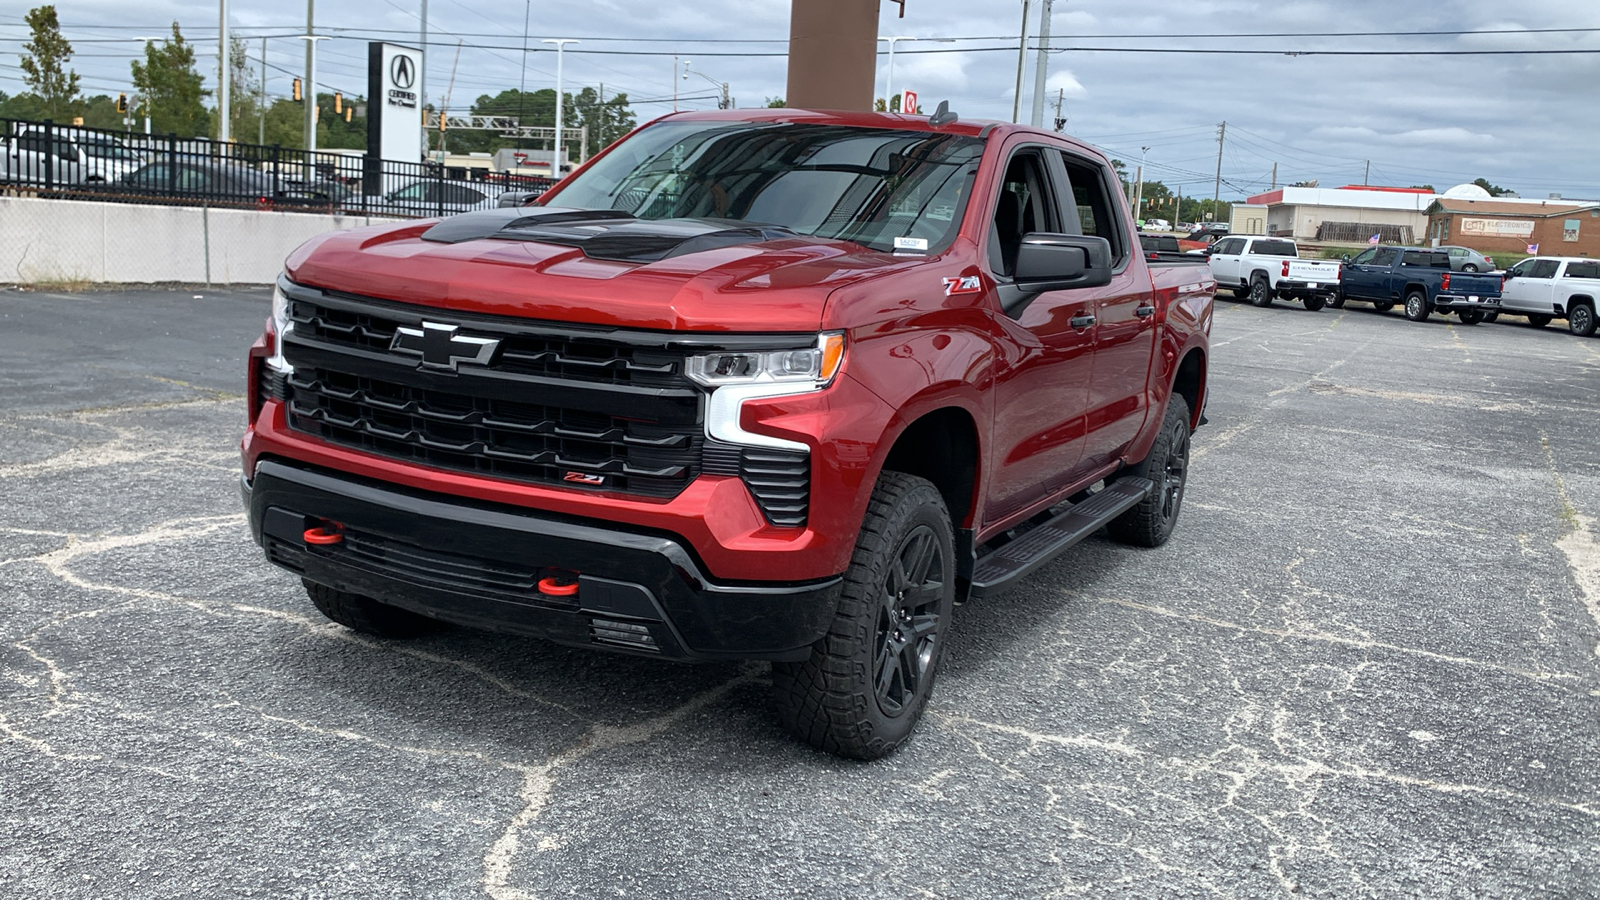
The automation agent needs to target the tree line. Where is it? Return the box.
[3,4,636,157]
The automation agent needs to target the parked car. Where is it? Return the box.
[376,178,497,216]
[1440,245,1495,272]
[1499,256,1599,336]
[1207,235,1342,310]
[243,108,1215,759]
[0,130,93,186]
[1337,246,1503,323]
[1185,223,1229,243]
[1139,232,1181,259]
[1143,218,1172,232]
[110,160,328,209]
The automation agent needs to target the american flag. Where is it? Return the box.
[1368,234,1381,245]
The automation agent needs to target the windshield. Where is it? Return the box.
[548,121,984,253]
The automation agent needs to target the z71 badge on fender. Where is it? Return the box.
[942,275,982,296]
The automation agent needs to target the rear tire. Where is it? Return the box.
[1303,295,1327,312]
[304,580,442,638]
[1458,309,1485,325]
[1485,312,1500,324]
[1107,395,1192,548]
[1462,263,1479,273]
[772,472,955,760]
[1571,302,1597,337]
[1404,291,1430,322]
[1248,275,1272,308]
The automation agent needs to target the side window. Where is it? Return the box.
[1220,238,1245,255]
[1400,250,1429,267]
[1506,260,1530,278]
[1372,248,1400,266]
[1057,151,1128,265]
[1351,249,1376,265]
[987,150,1059,277]
[1529,259,1560,278]
[1447,248,1465,257]
[1567,262,1600,279]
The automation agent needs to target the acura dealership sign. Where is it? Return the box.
[367,42,423,163]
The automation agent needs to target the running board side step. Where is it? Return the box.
[968,478,1154,600]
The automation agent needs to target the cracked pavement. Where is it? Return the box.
[2,286,1597,898]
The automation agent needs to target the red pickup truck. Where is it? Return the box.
[242,108,1214,758]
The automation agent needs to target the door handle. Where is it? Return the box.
[1135,304,1156,318]
[1070,314,1096,329]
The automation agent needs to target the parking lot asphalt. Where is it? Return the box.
[2,285,1597,899]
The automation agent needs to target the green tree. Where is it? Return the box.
[1410,184,1436,192]
[131,23,210,137]
[764,96,786,108]
[872,95,922,113]
[1472,177,1511,196]
[226,35,261,143]
[0,89,48,121]
[572,87,636,152]
[18,5,80,120]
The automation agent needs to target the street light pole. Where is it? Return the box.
[1012,0,1032,122]
[1029,0,1055,128]
[1135,145,1149,225]
[218,0,230,143]
[259,37,267,145]
[420,0,428,154]
[878,36,915,111]
[542,39,579,176]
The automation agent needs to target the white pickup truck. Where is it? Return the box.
[1499,256,1599,337]
[1206,235,1342,311]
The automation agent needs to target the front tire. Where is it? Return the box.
[1571,302,1597,337]
[1248,275,1272,307]
[1108,395,1192,548]
[773,472,955,760]
[1458,309,1485,325]
[304,580,442,638]
[1304,295,1327,312]
[1404,291,1430,322]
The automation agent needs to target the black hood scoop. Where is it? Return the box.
[421,206,799,263]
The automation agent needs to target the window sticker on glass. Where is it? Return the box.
[894,236,930,252]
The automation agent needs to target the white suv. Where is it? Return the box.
[1499,257,1599,337]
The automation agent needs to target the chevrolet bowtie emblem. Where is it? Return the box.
[390,322,500,371]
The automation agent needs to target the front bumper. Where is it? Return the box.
[244,459,842,661]
[1431,294,1501,312]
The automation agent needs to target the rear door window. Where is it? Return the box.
[1565,262,1600,279]
[1252,239,1297,257]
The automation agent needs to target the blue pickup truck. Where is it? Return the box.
[1336,246,1504,323]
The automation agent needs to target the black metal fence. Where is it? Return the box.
[0,118,555,218]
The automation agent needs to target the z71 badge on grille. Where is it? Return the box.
[390,322,500,371]
[563,472,606,485]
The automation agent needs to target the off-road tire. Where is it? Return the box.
[1458,309,1485,325]
[1107,395,1192,548]
[1404,291,1430,322]
[305,580,442,638]
[1248,275,1272,307]
[772,472,955,760]
[1304,295,1327,312]
[1570,302,1597,337]
[1373,300,1395,312]
[1527,314,1551,328]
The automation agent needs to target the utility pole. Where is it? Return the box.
[1134,144,1148,225]
[420,0,428,155]
[1364,159,1370,186]
[1029,0,1054,128]
[1051,87,1065,131]
[516,0,529,142]
[258,37,267,145]
[1271,162,1277,190]
[219,0,230,144]
[543,39,579,177]
[1212,120,1226,221]
[303,0,315,153]
[1012,0,1032,123]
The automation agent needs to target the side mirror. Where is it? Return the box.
[1012,233,1113,293]
[1340,254,1350,263]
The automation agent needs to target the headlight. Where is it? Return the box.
[266,283,294,373]
[688,333,845,452]
[686,333,845,388]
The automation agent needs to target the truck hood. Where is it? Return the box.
[286,207,922,332]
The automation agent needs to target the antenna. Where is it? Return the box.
[928,100,958,127]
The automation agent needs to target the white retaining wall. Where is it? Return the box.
[0,195,392,285]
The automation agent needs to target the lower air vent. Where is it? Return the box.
[589,617,660,652]
[264,537,307,574]
[739,448,810,528]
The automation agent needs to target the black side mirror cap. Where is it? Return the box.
[1012,233,1114,294]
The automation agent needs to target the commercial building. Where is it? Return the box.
[1243,186,1438,243]
[1424,196,1600,258]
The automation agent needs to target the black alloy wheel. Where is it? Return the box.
[1528,314,1552,328]
[873,525,945,716]
[1572,303,1597,337]
[1404,291,1430,322]
[1249,275,1272,307]
[1109,395,1192,548]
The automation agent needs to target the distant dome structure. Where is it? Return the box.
[1442,183,1493,199]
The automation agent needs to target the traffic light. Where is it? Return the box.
[116,93,128,114]
[438,113,447,133]
[292,78,303,102]
[334,92,343,115]
[343,105,353,123]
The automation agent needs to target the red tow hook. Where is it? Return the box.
[303,524,344,546]
[537,573,581,597]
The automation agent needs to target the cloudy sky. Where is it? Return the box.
[2,0,1597,200]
